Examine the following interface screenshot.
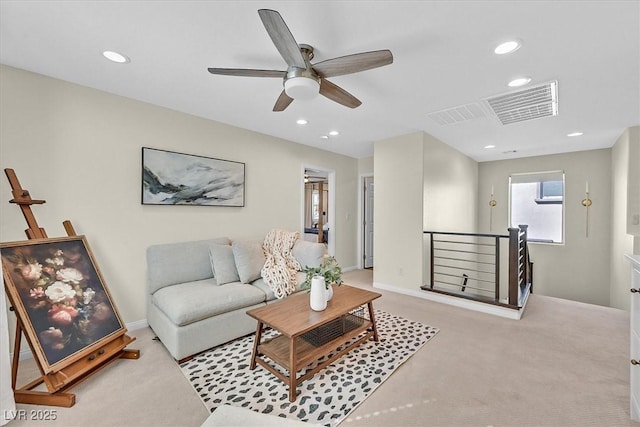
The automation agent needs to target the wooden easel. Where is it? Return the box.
[3,168,139,407]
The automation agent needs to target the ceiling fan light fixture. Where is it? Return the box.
[284,76,320,100]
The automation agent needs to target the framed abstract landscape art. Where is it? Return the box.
[141,147,245,206]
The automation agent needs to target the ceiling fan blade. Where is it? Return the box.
[258,9,306,69]
[313,50,393,78]
[207,68,286,78]
[319,79,362,109]
[273,90,294,112]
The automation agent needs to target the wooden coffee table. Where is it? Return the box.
[246,285,382,402]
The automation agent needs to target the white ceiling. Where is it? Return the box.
[1,1,638,161]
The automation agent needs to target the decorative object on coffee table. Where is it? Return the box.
[302,255,343,291]
[309,276,327,311]
[326,282,334,301]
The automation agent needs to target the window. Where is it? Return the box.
[509,171,564,243]
[312,191,319,221]
[536,181,563,204]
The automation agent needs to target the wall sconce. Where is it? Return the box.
[581,181,592,237]
[489,185,497,232]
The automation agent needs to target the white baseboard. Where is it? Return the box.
[342,265,358,273]
[126,319,149,331]
[11,319,149,361]
[16,348,33,362]
[373,281,528,320]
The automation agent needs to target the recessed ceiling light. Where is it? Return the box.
[484,144,496,149]
[102,50,129,63]
[329,130,339,136]
[508,77,531,87]
[567,132,583,137]
[494,40,521,55]
[296,119,308,125]
[320,135,329,139]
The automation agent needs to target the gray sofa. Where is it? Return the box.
[146,236,326,361]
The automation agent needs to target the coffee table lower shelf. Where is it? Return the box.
[252,318,377,402]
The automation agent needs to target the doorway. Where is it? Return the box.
[302,166,335,256]
[362,175,374,269]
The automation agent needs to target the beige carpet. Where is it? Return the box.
[9,269,637,426]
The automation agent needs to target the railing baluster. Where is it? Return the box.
[495,236,500,301]
[429,232,434,289]
[519,224,529,297]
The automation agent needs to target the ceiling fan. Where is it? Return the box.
[304,172,327,183]
[207,9,393,112]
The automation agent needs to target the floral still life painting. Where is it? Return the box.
[1,236,125,371]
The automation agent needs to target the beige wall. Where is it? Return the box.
[358,156,374,175]
[627,126,640,236]
[478,149,612,306]
[423,133,478,233]
[0,66,359,332]
[374,132,478,291]
[373,133,424,290]
[611,127,637,309]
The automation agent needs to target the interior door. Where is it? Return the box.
[632,263,640,422]
[363,177,374,269]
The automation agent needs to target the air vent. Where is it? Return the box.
[485,81,558,125]
[427,103,487,126]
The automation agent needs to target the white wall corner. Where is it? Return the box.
[357,173,374,270]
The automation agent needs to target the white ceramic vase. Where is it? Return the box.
[326,283,333,301]
[310,276,327,311]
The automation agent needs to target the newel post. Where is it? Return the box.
[508,227,519,306]
[518,225,529,288]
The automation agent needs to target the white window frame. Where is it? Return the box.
[508,170,565,245]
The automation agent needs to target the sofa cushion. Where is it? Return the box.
[147,237,230,294]
[292,240,327,270]
[252,272,307,302]
[209,244,240,285]
[232,240,265,284]
[151,279,265,326]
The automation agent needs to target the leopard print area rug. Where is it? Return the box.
[179,310,439,426]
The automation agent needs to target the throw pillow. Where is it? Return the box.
[292,239,327,270]
[232,240,266,284]
[208,244,240,285]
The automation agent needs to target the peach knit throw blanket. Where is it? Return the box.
[261,229,301,299]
